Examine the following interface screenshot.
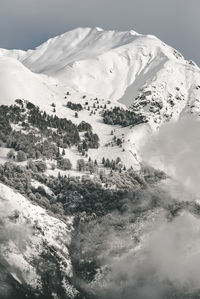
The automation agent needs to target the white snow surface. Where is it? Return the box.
[0,183,75,295]
[0,27,199,123]
[0,27,200,169]
[0,27,200,296]
[0,27,200,168]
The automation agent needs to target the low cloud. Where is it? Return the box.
[141,116,200,196]
[73,116,200,298]
[87,211,200,299]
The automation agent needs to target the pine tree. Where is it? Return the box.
[77,159,86,171]
[82,140,88,151]
[105,158,110,167]
[56,147,60,159]
[116,157,121,164]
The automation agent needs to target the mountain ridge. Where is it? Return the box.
[0,27,199,129]
[0,27,200,299]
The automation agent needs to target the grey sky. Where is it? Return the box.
[0,0,199,65]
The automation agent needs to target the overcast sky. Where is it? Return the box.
[0,0,199,65]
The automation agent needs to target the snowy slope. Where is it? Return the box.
[0,55,60,107]
[0,28,200,298]
[0,27,200,169]
[0,27,200,128]
[0,182,77,297]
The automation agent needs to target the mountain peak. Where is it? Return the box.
[94,26,104,31]
[0,26,199,130]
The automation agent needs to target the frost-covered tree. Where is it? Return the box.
[17,150,27,162]
[57,158,72,170]
[7,149,15,160]
[77,159,86,171]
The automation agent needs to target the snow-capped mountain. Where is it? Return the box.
[0,27,200,128]
[0,27,200,299]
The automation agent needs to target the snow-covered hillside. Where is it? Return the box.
[0,26,199,171]
[0,27,200,128]
[1,27,200,299]
[0,56,59,107]
[0,182,77,298]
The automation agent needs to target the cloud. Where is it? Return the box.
[72,116,200,298]
[141,116,200,196]
[73,191,200,298]
[88,211,200,299]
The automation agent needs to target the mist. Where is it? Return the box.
[71,116,200,298]
[73,192,200,298]
[142,116,200,196]
[86,211,200,299]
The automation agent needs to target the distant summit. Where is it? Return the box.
[0,27,199,128]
